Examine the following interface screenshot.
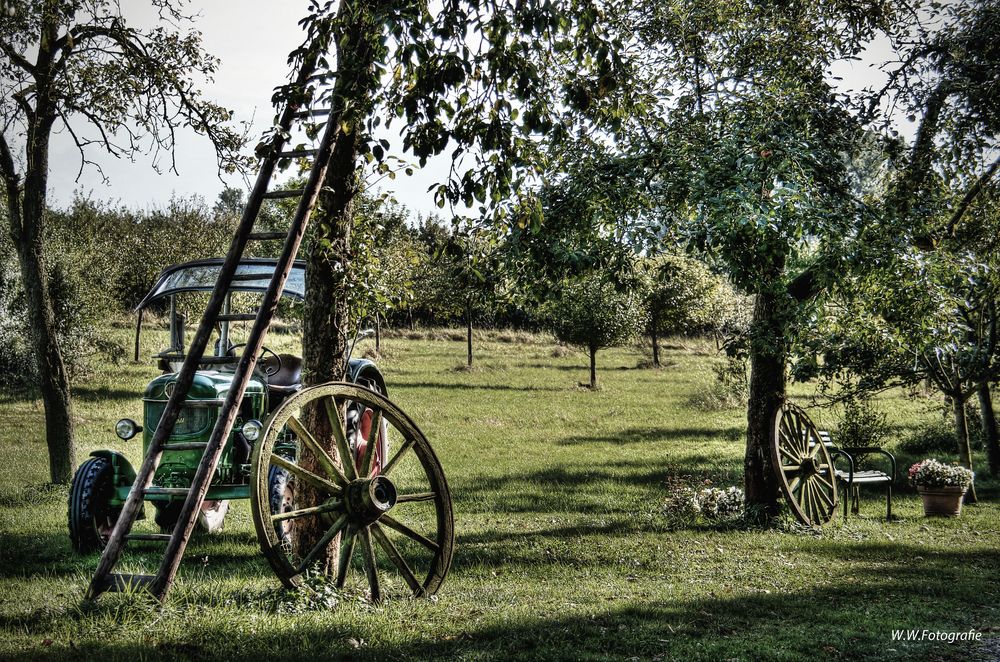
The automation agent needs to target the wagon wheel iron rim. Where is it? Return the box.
[771,402,838,527]
[250,382,454,602]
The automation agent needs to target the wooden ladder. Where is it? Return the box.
[87,55,339,601]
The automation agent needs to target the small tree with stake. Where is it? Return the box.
[546,273,643,389]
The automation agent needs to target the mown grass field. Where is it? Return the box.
[1,324,999,660]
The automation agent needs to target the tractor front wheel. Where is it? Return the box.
[68,457,121,553]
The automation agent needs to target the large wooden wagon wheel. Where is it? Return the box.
[250,383,454,601]
[771,402,838,526]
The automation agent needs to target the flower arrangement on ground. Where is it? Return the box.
[908,459,974,490]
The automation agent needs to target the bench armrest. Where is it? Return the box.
[836,447,896,483]
[829,449,855,482]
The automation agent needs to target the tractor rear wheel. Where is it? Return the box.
[68,457,120,553]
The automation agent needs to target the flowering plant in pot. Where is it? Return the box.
[908,459,975,516]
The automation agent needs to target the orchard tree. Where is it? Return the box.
[549,0,1000,516]
[546,273,643,389]
[643,253,738,367]
[281,0,624,566]
[0,0,243,483]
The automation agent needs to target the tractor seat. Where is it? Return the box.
[264,354,302,410]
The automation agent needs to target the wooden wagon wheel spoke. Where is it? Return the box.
[813,472,836,492]
[271,500,342,523]
[381,437,415,476]
[251,382,454,600]
[359,527,381,603]
[396,491,437,504]
[787,474,802,494]
[371,522,423,595]
[324,396,358,481]
[269,454,342,495]
[295,513,349,574]
[794,415,809,457]
[813,481,835,508]
[380,514,440,552]
[359,408,383,477]
[797,478,810,510]
[808,481,822,520]
[335,529,356,588]
[287,415,349,487]
[778,421,797,452]
[778,444,799,463]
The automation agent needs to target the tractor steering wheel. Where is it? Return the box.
[228,344,282,377]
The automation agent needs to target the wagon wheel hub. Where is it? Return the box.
[344,475,397,526]
[800,456,821,477]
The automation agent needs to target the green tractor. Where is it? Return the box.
[69,258,453,598]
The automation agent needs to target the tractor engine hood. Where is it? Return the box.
[143,371,267,402]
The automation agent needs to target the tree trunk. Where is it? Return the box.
[375,314,381,352]
[589,344,598,390]
[466,303,473,368]
[17,234,76,484]
[978,383,1000,477]
[4,93,75,483]
[296,3,381,571]
[744,289,786,519]
[951,393,978,503]
[651,327,660,368]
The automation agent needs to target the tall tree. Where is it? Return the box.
[283,0,622,570]
[0,0,243,482]
[542,0,1000,516]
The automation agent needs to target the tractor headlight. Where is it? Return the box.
[241,419,263,442]
[115,418,142,440]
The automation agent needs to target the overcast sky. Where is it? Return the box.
[43,1,902,219]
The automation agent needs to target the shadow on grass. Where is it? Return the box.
[0,528,266,580]
[27,543,998,660]
[393,382,564,393]
[449,457,740,515]
[558,426,744,446]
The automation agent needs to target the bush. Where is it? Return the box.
[0,258,35,389]
[898,402,983,456]
[689,356,749,411]
[899,419,960,455]
[661,475,745,528]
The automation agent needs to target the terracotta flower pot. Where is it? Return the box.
[917,485,967,517]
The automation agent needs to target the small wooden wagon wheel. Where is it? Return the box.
[250,382,454,601]
[771,402,838,526]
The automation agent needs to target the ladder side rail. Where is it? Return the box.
[153,111,343,597]
[88,55,322,598]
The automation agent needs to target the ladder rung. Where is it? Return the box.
[230,273,269,281]
[276,149,318,159]
[217,314,258,322]
[126,533,172,542]
[292,108,330,119]
[264,189,305,199]
[144,487,190,496]
[249,232,287,241]
[104,574,158,593]
[162,442,209,451]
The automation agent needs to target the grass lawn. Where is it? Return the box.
[1,324,999,660]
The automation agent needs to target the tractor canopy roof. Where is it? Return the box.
[136,258,306,311]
